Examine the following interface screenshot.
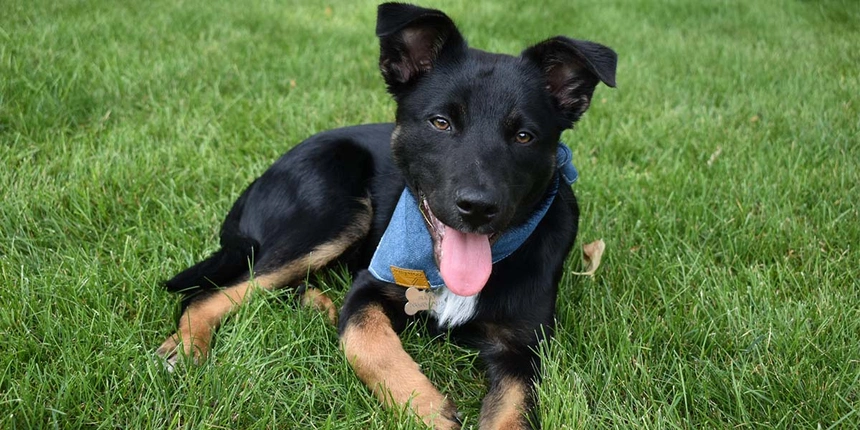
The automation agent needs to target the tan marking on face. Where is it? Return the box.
[300,287,337,325]
[479,377,529,430]
[158,198,372,362]
[341,305,459,429]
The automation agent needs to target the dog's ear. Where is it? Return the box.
[376,3,467,95]
[522,37,617,127]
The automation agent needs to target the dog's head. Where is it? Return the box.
[377,3,616,296]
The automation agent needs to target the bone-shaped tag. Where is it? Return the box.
[404,287,435,315]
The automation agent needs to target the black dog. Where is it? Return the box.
[156,3,616,428]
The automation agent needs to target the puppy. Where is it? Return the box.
[157,3,616,428]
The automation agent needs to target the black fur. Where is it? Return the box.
[162,3,616,428]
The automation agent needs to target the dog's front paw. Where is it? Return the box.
[155,333,209,372]
[419,398,461,430]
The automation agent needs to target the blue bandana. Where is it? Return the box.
[368,143,578,289]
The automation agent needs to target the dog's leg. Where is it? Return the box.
[156,271,287,368]
[339,274,460,429]
[299,285,338,325]
[340,306,460,429]
[479,374,534,429]
[476,324,545,430]
[157,200,372,367]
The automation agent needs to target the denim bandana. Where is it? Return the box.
[368,143,578,290]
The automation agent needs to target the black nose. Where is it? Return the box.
[455,190,499,227]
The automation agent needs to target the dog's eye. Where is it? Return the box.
[515,131,534,144]
[430,116,451,131]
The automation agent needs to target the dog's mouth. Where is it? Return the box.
[418,193,499,297]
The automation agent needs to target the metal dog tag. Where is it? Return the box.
[404,287,435,315]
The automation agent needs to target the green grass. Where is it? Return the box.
[2,0,859,428]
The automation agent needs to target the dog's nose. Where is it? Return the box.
[455,190,499,227]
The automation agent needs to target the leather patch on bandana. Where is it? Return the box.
[390,266,431,289]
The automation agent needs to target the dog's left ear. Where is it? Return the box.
[522,37,617,127]
[376,2,467,96]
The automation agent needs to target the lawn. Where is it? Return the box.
[1,0,858,428]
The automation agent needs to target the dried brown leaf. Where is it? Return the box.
[572,239,605,276]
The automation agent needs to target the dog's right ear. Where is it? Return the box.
[376,3,466,96]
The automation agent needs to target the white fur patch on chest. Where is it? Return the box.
[432,287,479,328]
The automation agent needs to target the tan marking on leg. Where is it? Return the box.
[301,288,337,325]
[158,199,372,364]
[479,377,529,430]
[157,271,285,363]
[341,305,459,429]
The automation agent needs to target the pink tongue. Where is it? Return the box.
[439,226,492,296]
